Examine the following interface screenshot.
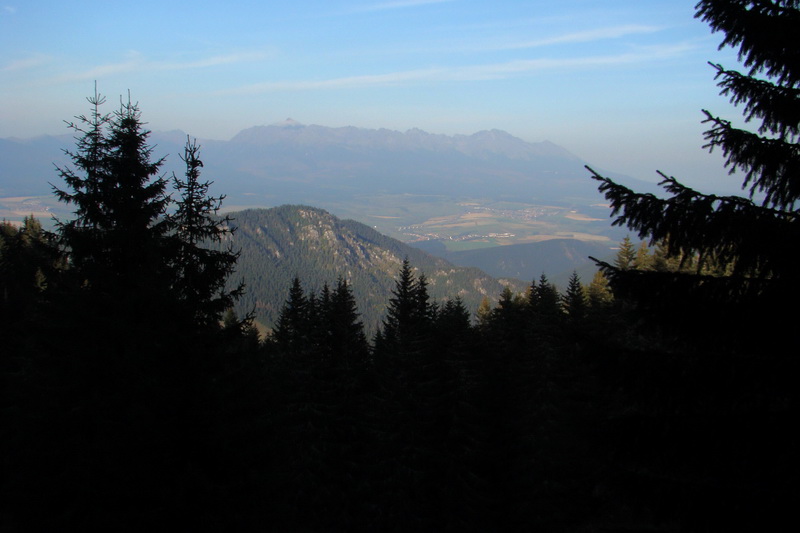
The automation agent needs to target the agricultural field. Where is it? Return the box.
[328,194,617,251]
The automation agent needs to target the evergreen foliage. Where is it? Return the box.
[2,93,254,530]
[54,91,171,305]
[587,0,800,344]
[270,276,312,356]
[586,270,613,309]
[0,216,60,322]
[579,4,800,529]
[528,273,561,324]
[378,258,435,356]
[562,270,587,320]
[613,235,636,270]
[326,278,369,365]
[170,137,243,328]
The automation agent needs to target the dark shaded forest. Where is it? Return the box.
[2,1,798,530]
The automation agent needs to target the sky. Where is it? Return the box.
[1,0,747,191]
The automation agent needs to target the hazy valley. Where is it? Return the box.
[1,120,641,291]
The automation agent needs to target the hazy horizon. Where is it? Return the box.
[2,0,746,191]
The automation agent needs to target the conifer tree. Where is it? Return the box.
[586,270,613,309]
[581,6,799,528]
[54,91,171,309]
[272,277,310,356]
[481,285,527,354]
[528,274,561,320]
[170,137,242,328]
[614,236,637,270]
[476,295,492,330]
[562,271,587,321]
[379,258,434,355]
[634,241,652,270]
[326,278,369,366]
[587,0,800,339]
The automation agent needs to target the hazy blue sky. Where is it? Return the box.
[1,0,746,189]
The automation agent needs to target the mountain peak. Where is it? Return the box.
[273,118,304,127]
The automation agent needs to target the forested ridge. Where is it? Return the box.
[225,204,526,334]
[2,2,798,530]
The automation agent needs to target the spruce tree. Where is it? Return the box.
[634,241,652,270]
[582,5,800,528]
[562,271,587,321]
[54,91,171,310]
[614,236,636,270]
[529,274,561,320]
[271,277,310,356]
[326,278,368,366]
[170,137,242,328]
[587,0,799,342]
[379,258,433,356]
[586,270,613,309]
[476,295,492,330]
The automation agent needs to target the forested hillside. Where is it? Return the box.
[226,205,525,331]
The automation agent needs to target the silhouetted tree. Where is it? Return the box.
[528,274,561,323]
[583,4,800,529]
[5,93,256,530]
[377,258,434,357]
[170,137,242,328]
[562,270,587,321]
[271,276,311,356]
[325,278,369,366]
[587,0,800,345]
[54,91,171,311]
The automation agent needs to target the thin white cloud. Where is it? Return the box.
[2,54,50,72]
[225,42,696,94]
[229,68,441,93]
[502,24,662,50]
[2,5,16,14]
[63,51,145,81]
[354,0,455,12]
[160,51,272,70]
[53,50,271,83]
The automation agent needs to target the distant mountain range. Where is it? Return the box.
[0,120,648,202]
[225,205,527,332]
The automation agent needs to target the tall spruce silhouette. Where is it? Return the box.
[587,0,799,345]
[582,3,800,529]
[5,92,251,530]
[54,91,171,314]
[170,137,243,329]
